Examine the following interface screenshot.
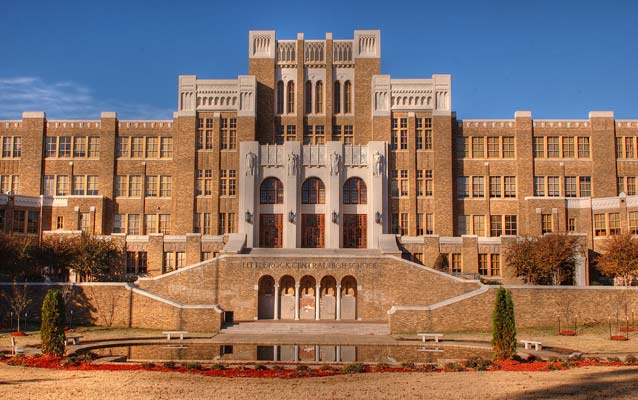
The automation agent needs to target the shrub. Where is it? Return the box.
[254,364,268,370]
[625,354,637,364]
[141,362,155,369]
[41,289,66,356]
[210,363,226,370]
[401,361,416,369]
[295,364,309,371]
[186,363,202,370]
[548,364,560,371]
[607,356,621,363]
[464,357,492,370]
[319,365,333,371]
[343,363,367,374]
[271,365,284,370]
[492,287,517,360]
[443,362,464,372]
[560,360,576,368]
[376,362,390,370]
[61,356,79,367]
[163,361,176,369]
[526,354,539,362]
[420,364,438,372]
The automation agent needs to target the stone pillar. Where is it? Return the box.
[294,345,299,361]
[294,283,300,320]
[315,345,320,362]
[239,141,260,248]
[284,141,301,248]
[336,284,342,320]
[326,141,343,248]
[336,345,341,362]
[368,141,387,249]
[274,345,279,361]
[274,284,280,320]
[315,284,321,320]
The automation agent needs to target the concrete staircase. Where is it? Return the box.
[220,321,390,336]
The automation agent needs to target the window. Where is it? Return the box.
[145,137,158,158]
[344,177,367,204]
[473,215,485,236]
[472,176,484,198]
[618,177,625,195]
[145,176,158,197]
[451,254,462,273]
[286,125,296,142]
[547,176,560,197]
[504,177,516,198]
[2,137,11,157]
[629,212,638,234]
[277,81,284,114]
[195,213,211,235]
[343,81,352,113]
[43,176,55,197]
[72,175,86,195]
[425,213,434,235]
[220,170,236,196]
[117,137,129,157]
[159,176,171,197]
[260,178,283,204]
[129,175,142,197]
[400,170,408,197]
[115,176,126,197]
[305,80,312,114]
[416,119,423,150]
[542,214,553,234]
[489,176,501,198]
[159,214,171,234]
[398,213,408,235]
[12,211,25,233]
[609,212,621,235]
[399,118,408,150]
[332,125,353,144]
[160,137,172,158]
[220,118,237,150]
[131,137,143,157]
[502,137,515,158]
[127,214,140,235]
[490,254,501,276]
[562,137,574,158]
[315,81,323,113]
[628,177,636,196]
[504,215,517,235]
[416,213,423,235]
[578,137,590,158]
[424,118,433,149]
[73,137,86,157]
[478,254,488,276]
[472,137,485,158]
[197,118,214,150]
[487,137,499,158]
[594,214,606,236]
[568,217,576,232]
[56,175,69,196]
[459,137,469,158]
[176,252,185,268]
[275,125,285,145]
[126,251,147,274]
[45,137,57,157]
[113,214,122,233]
[547,137,559,158]
[58,137,71,157]
[196,169,213,196]
[565,176,577,198]
[334,80,341,114]
[302,178,325,204]
[88,137,99,158]
[533,137,545,158]
[303,125,325,145]
[286,81,295,113]
[391,118,398,150]
[163,252,175,273]
[218,213,235,234]
[457,176,469,198]
[416,171,424,197]
[457,215,468,235]
[10,137,21,158]
[626,137,635,158]
[56,215,63,230]
[617,138,623,159]
[490,215,502,237]
[579,176,591,197]
[425,170,433,196]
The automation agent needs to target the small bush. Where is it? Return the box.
[141,362,155,369]
[526,354,539,362]
[296,364,309,371]
[319,365,333,371]
[61,357,79,367]
[548,356,559,362]
[210,363,226,370]
[401,361,416,369]
[560,360,576,368]
[254,364,268,370]
[186,363,202,370]
[443,362,464,372]
[420,364,438,372]
[376,362,390,370]
[343,363,367,374]
[41,289,66,356]
[271,365,284,370]
[547,364,560,371]
[607,356,621,363]
[625,354,637,364]
[163,361,176,369]
[33,353,43,358]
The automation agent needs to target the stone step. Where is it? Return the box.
[220,322,390,335]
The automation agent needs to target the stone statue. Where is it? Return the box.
[287,153,298,176]
[330,152,341,176]
[373,151,384,176]
[245,151,256,176]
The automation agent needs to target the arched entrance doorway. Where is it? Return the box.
[257,275,275,319]
[299,275,317,320]
[320,275,337,320]
[340,275,357,320]
[279,275,296,320]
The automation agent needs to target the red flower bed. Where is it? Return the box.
[610,335,629,341]
[559,330,577,336]
[619,327,637,332]
[10,331,27,337]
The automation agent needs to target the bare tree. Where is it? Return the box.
[1,282,32,332]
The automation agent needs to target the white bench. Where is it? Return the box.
[521,340,543,351]
[162,331,188,340]
[65,335,84,345]
[417,333,444,343]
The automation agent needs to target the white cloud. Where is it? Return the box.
[0,77,174,120]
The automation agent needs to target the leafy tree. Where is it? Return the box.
[68,234,125,282]
[433,254,449,272]
[505,234,579,285]
[595,233,638,286]
[0,235,42,281]
[41,289,66,356]
[492,287,517,360]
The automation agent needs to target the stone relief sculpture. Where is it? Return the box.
[329,152,341,176]
[245,151,256,176]
[373,151,384,176]
[287,153,298,176]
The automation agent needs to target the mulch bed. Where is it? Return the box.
[1,355,637,378]
[9,332,27,337]
[558,330,577,336]
[610,335,629,341]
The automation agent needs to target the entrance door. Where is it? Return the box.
[343,214,367,248]
[259,214,283,248]
[302,214,325,248]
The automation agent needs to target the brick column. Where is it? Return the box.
[147,233,164,276]
[186,233,201,265]
[514,111,534,236]
[462,235,478,274]
[589,111,617,197]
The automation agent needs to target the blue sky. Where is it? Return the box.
[1,0,637,120]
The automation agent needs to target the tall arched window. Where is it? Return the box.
[286,81,295,113]
[260,178,284,204]
[276,81,284,114]
[315,81,323,113]
[334,81,341,114]
[302,177,325,204]
[343,177,367,204]
[344,81,352,113]
[305,80,312,114]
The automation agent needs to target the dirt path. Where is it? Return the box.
[2,364,638,400]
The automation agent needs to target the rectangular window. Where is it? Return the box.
[160,176,172,197]
[145,137,158,158]
[458,137,469,158]
[533,137,545,158]
[618,177,625,195]
[629,211,638,234]
[416,120,423,150]
[113,214,123,233]
[159,214,171,235]
[579,176,591,197]
[490,215,502,237]
[275,125,284,145]
[487,137,500,158]
[163,252,175,272]
[87,176,98,195]
[77,212,89,232]
[547,176,560,197]
[490,254,501,276]
[391,213,399,234]
[628,177,636,196]
[472,176,484,198]
[457,215,468,235]
[56,175,69,196]
[160,137,172,158]
[127,214,140,235]
[489,176,501,198]
[115,176,126,197]
[472,137,485,158]
[145,176,158,197]
[416,213,423,235]
[451,254,462,273]
[12,137,22,158]
[218,213,227,235]
[72,175,86,195]
[478,254,488,276]
[562,137,574,158]
[129,175,142,197]
[425,170,433,196]
[286,125,296,142]
[577,137,590,158]
[504,176,516,198]
[425,213,434,235]
[502,137,514,158]
[12,211,26,233]
[400,213,408,235]
[608,212,621,235]
[45,137,57,157]
[117,137,129,158]
[400,118,408,150]
[145,214,157,234]
[56,216,63,230]
[547,137,559,158]
[568,217,576,232]
[391,170,399,197]
[504,215,517,235]
[2,137,11,157]
[594,213,606,236]
[564,176,577,198]
[73,136,86,157]
[176,252,185,268]
[43,175,55,197]
[457,176,469,198]
[390,119,398,150]
[473,215,485,236]
[424,118,433,150]
[88,137,99,158]
[542,214,553,234]
[617,138,623,159]
[626,137,635,159]
[416,170,424,197]
[26,210,38,234]
[58,137,71,157]
[131,137,143,157]
[400,170,408,197]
